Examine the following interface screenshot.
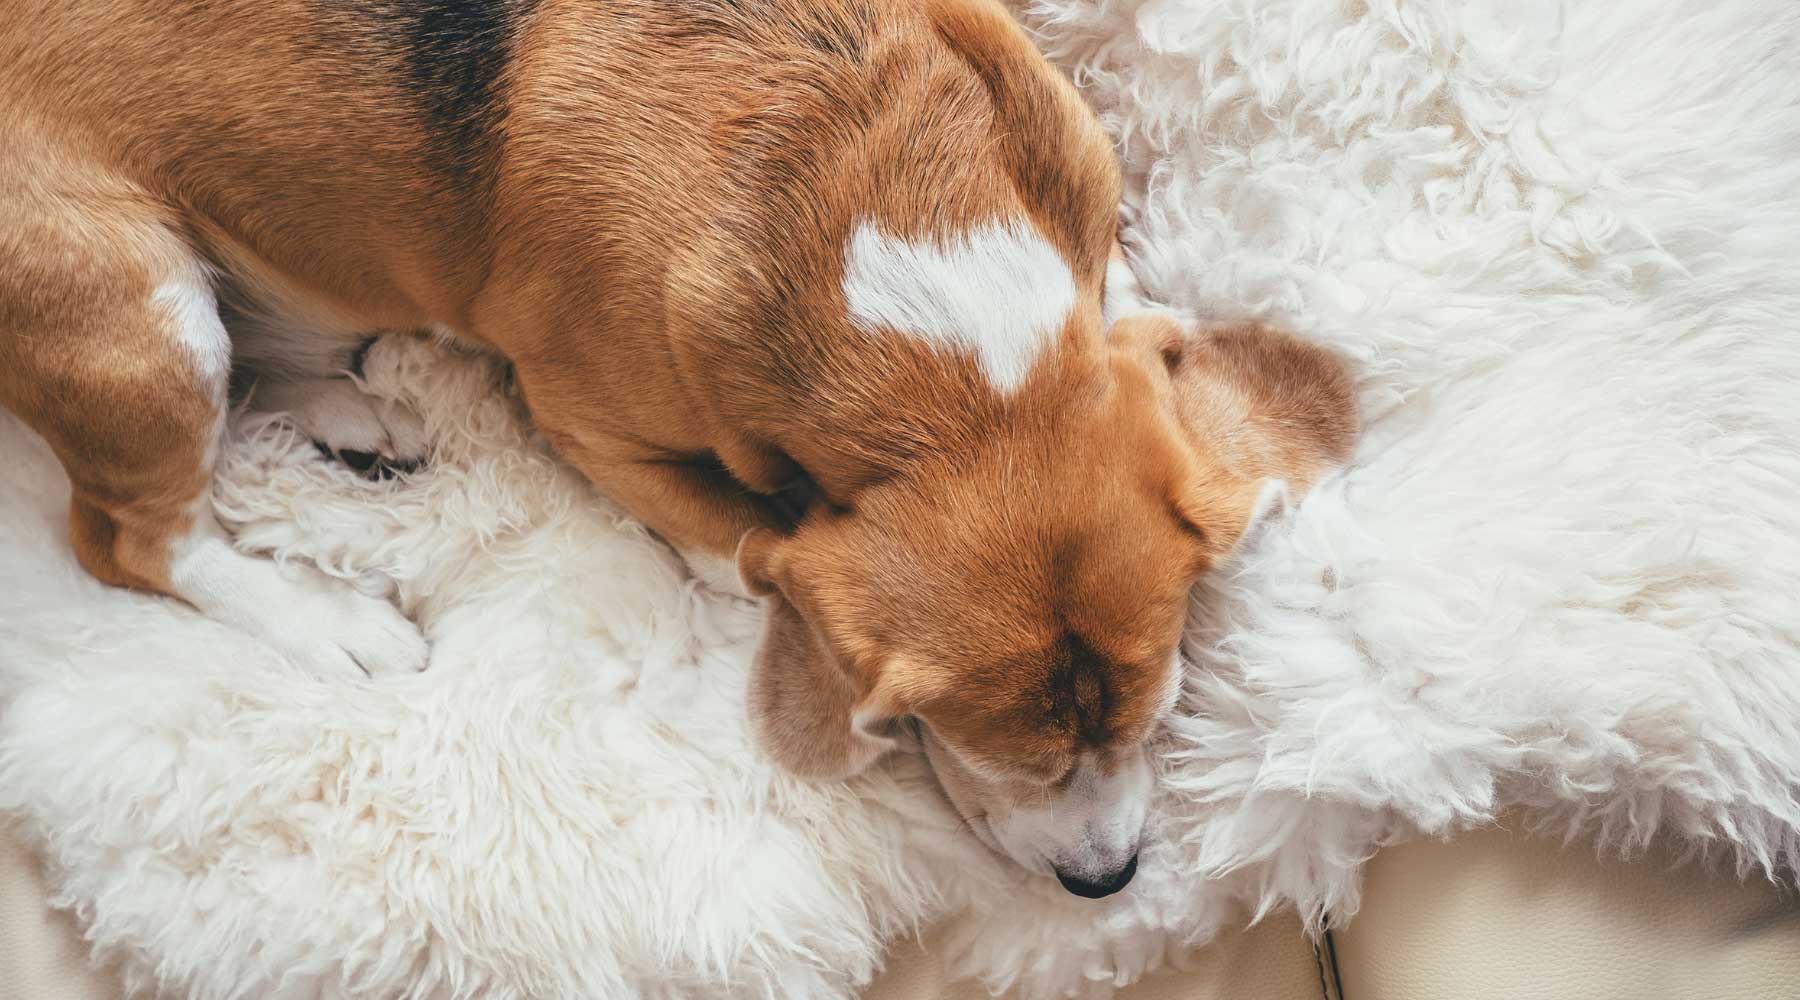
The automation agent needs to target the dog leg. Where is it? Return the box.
[0,184,428,678]
[550,435,795,594]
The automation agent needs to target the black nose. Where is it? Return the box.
[1053,853,1138,899]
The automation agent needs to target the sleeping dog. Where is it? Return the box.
[0,0,1354,897]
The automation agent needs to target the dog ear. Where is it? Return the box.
[1108,310,1188,372]
[1153,320,1358,555]
[737,530,905,782]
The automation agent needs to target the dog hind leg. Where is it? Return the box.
[0,172,428,678]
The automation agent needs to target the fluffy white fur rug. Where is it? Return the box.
[4,0,1800,997]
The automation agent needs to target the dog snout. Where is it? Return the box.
[1052,852,1138,899]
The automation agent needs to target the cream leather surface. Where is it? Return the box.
[0,831,120,1000]
[864,914,1325,1000]
[1335,822,1800,1000]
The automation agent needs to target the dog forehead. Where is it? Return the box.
[842,478,1192,679]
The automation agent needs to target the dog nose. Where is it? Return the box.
[1053,853,1138,899]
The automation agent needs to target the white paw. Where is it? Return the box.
[260,572,430,678]
[254,376,430,476]
[171,523,429,679]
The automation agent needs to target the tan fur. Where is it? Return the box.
[2,0,1357,856]
[741,317,1357,782]
[0,128,216,594]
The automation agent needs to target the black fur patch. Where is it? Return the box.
[1043,632,1121,746]
[365,0,538,195]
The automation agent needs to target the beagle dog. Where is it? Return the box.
[0,0,1355,896]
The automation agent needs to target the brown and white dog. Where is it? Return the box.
[0,0,1354,896]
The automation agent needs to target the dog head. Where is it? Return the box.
[487,0,1355,895]
[740,314,1356,896]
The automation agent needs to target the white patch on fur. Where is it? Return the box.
[150,269,229,384]
[841,218,1077,393]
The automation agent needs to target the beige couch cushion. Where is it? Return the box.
[864,915,1326,1000]
[1335,821,1800,1000]
[0,832,118,1000]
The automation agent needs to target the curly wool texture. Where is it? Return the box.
[3,0,1800,997]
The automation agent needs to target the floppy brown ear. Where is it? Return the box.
[737,530,902,782]
[1160,320,1358,552]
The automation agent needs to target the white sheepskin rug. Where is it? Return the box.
[4,0,1800,997]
